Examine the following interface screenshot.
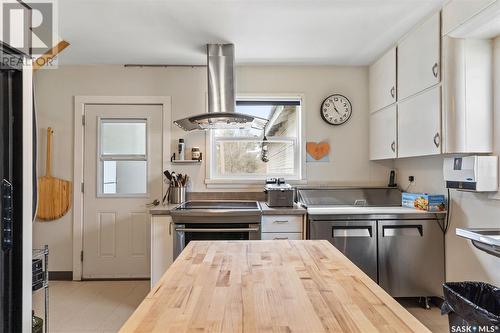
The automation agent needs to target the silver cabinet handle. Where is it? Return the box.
[382,225,423,237]
[391,141,396,153]
[432,63,439,78]
[390,86,396,98]
[433,132,440,148]
[273,220,289,224]
[273,237,289,240]
[169,222,172,235]
[332,226,373,238]
[175,227,260,233]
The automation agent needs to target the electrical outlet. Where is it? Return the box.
[408,176,415,182]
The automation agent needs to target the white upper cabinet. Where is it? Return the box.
[442,37,493,154]
[370,105,397,160]
[369,47,396,113]
[398,86,441,158]
[397,12,441,101]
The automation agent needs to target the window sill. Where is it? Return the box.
[205,179,307,189]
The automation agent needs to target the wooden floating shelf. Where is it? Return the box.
[171,160,202,164]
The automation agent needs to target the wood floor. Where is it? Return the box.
[33,281,449,333]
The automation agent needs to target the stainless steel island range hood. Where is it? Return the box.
[174,44,267,131]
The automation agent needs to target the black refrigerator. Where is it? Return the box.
[0,43,26,333]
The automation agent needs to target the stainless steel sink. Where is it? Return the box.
[456,228,500,258]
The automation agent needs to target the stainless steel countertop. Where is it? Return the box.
[149,204,180,215]
[306,206,447,215]
[456,228,500,247]
[260,202,306,215]
[456,228,500,258]
[150,201,307,216]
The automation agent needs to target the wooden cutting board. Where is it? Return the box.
[36,128,72,221]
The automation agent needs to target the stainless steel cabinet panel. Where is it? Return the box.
[377,219,444,297]
[309,220,378,282]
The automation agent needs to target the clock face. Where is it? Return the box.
[321,94,352,126]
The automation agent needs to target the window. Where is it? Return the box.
[98,118,148,196]
[208,97,303,182]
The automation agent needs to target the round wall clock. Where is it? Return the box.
[320,94,352,126]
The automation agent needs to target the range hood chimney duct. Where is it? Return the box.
[208,44,235,114]
[173,44,267,131]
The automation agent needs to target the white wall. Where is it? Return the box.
[394,36,500,286]
[33,64,391,271]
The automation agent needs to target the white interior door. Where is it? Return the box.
[83,104,163,279]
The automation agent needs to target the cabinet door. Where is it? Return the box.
[378,219,444,297]
[369,105,397,160]
[369,47,396,112]
[398,12,440,100]
[398,86,441,158]
[309,220,378,282]
[150,215,173,288]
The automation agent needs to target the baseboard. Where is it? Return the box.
[82,277,150,281]
[48,271,72,281]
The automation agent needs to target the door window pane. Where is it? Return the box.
[101,120,146,155]
[102,160,147,194]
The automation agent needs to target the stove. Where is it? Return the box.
[171,201,262,259]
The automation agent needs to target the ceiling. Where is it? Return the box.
[57,0,447,66]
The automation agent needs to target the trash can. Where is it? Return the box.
[441,282,500,333]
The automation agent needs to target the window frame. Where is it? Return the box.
[96,117,150,198]
[205,94,305,186]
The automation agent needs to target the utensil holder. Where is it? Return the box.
[169,186,186,204]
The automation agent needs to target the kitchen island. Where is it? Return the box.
[119,240,430,333]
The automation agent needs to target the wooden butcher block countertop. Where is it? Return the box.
[119,240,430,333]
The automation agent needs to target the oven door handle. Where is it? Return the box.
[175,227,260,233]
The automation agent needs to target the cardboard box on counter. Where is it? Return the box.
[402,192,446,212]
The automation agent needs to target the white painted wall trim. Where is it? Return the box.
[22,63,33,333]
[72,96,171,280]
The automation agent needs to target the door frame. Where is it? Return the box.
[73,96,171,280]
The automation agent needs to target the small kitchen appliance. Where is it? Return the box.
[264,178,294,207]
[443,155,498,192]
